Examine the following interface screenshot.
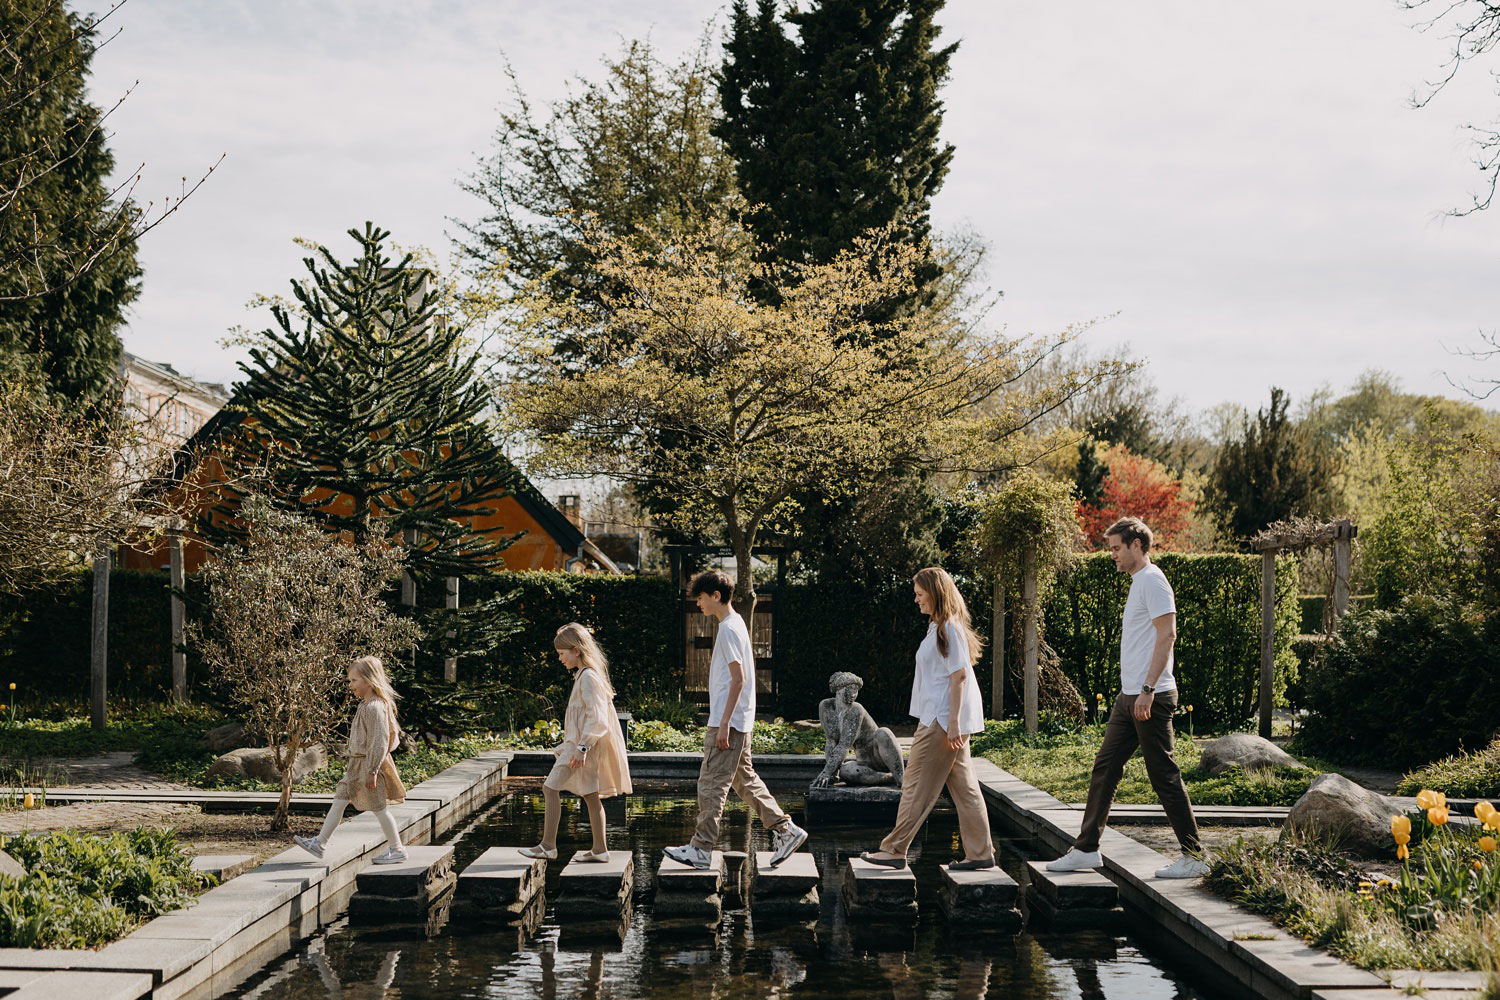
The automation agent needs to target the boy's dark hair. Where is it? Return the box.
[688,569,735,605]
[1104,516,1154,552]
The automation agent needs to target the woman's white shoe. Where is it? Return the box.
[574,849,609,863]
[519,844,558,860]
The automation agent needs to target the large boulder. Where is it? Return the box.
[205,745,327,785]
[201,721,246,754]
[0,850,27,880]
[1199,733,1306,775]
[1284,773,1395,857]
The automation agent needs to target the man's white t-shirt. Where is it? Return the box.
[908,621,985,736]
[707,611,756,732]
[1120,562,1177,696]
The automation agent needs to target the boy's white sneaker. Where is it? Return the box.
[769,822,808,867]
[1046,848,1103,872]
[372,847,409,865]
[663,844,712,869]
[1155,855,1210,879]
[294,835,324,859]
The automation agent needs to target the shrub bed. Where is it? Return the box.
[1397,738,1500,798]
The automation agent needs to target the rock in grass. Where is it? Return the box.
[1284,773,1395,857]
[0,850,27,879]
[201,720,246,753]
[1200,733,1306,775]
[205,745,327,784]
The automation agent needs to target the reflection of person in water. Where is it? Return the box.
[537,946,608,1000]
[304,946,400,997]
[878,952,992,1000]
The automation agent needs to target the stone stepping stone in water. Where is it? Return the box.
[654,852,726,921]
[1024,860,1123,929]
[751,851,820,919]
[556,850,635,921]
[938,864,1021,930]
[349,846,456,920]
[455,847,547,920]
[841,856,916,917]
[189,854,256,883]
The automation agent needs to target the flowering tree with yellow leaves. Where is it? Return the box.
[497,217,1119,612]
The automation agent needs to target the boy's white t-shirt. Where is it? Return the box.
[707,611,757,732]
[1120,562,1177,695]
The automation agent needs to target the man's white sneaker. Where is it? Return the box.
[1155,855,1210,879]
[769,822,808,867]
[1046,848,1103,872]
[663,844,711,869]
[372,847,409,865]
[294,835,324,859]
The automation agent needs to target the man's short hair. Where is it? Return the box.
[1104,517,1154,552]
[688,569,734,604]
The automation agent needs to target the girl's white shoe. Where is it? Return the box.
[372,847,408,865]
[574,849,609,863]
[518,844,558,860]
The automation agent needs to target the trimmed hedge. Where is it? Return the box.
[1042,554,1301,731]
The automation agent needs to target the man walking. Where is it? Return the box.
[1047,517,1208,879]
[664,569,809,869]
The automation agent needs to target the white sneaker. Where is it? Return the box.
[1046,848,1102,872]
[294,835,324,859]
[1155,855,1210,879]
[769,822,808,867]
[372,847,409,865]
[663,844,711,869]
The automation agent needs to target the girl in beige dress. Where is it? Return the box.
[295,655,409,864]
[521,623,632,862]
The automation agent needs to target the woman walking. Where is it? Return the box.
[860,567,995,871]
[296,655,408,864]
[521,623,632,862]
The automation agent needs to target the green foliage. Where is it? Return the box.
[972,469,1081,593]
[1044,553,1301,730]
[1398,738,1500,798]
[1297,596,1500,769]
[626,720,700,752]
[0,828,211,949]
[627,692,699,729]
[0,702,224,761]
[1210,387,1340,544]
[750,721,825,755]
[0,1,139,410]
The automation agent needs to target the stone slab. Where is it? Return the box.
[5,970,153,1000]
[1230,936,1387,994]
[353,845,454,898]
[349,872,456,919]
[80,936,216,986]
[652,890,723,920]
[191,854,257,882]
[657,851,724,894]
[938,864,1020,925]
[751,851,819,895]
[1025,889,1127,931]
[841,857,917,914]
[557,854,634,919]
[752,887,820,920]
[456,847,547,914]
[1025,860,1118,909]
[1312,992,1481,1000]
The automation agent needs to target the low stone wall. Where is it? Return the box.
[506,749,824,784]
[0,749,513,1000]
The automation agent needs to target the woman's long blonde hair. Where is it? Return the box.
[555,623,614,695]
[350,655,400,720]
[913,567,985,666]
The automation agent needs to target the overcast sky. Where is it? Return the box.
[83,0,1500,416]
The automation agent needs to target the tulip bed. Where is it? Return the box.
[1206,788,1500,979]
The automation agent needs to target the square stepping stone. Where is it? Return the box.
[350,846,456,920]
[1025,860,1123,929]
[841,856,916,916]
[190,854,256,883]
[938,865,1021,928]
[456,847,547,918]
[557,850,634,920]
[752,851,820,919]
[655,851,726,920]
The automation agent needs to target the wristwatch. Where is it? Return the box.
[577,744,590,754]
[1141,683,1155,695]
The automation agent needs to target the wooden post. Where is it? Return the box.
[400,528,417,671]
[169,527,187,702]
[90,548,111,730]
[1259,549,1276,739]
[1023,550,1039,734]
[1331,519,1354,629]
[443,576,459,683]
[991,574,1005,720]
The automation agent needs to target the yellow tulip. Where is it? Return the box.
[1429,806,1451,826]
[22,793,33,809]
[1416,789,1447,810]
[1476,860,1485,871]
[6,682,13,691]
[1394,832,1410,845]
[1477,801,1496,820]
[1481,836,1497,853]
[1397,843,1410,860]
[1186,705,1194,713]
[1391,815,1411,837]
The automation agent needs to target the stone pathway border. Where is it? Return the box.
[0,749,513,1000]
[506,749,824,783]
[971,758,1490,1000]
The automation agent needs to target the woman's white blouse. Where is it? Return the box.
[908,621,985,736]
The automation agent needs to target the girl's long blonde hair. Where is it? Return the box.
[555,623,614,696]
[913,567,985,666]
[350,655,400,720]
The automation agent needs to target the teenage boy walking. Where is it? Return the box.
[664,570,809,869]
[1047,517,1209,879]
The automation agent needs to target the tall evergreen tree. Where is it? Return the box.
[717,0,957,302]
[1210,387,1340,544]
[0,0,140,409]
[220,224,523,580]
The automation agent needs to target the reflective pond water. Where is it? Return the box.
[224,784,1213,999]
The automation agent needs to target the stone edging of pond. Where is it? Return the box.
[0,749,514,1000]
[971,758,1490,1000]
[506,749,825,783]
